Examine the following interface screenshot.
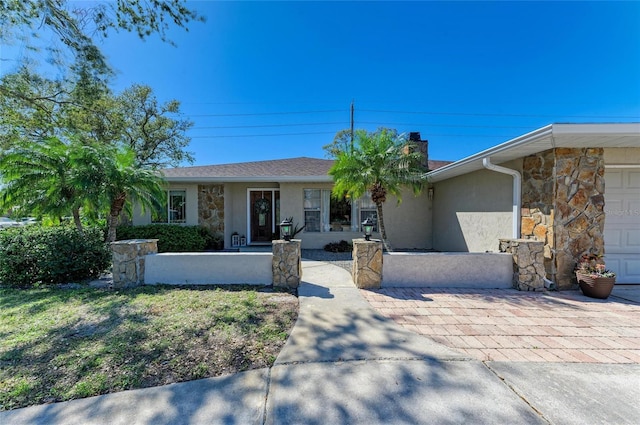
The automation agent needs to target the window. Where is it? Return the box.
[152,190,186,224]
[359,193,378,232]
[303,189,376,232]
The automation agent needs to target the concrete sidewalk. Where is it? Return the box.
[2,260,639,424]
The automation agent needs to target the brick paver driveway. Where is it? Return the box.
[361,288,640,363]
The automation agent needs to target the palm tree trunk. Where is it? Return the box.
[107,193,127,242]
[375,202,393,252]
[72,207,83,233]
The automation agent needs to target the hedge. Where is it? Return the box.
[115,224,217,252]
[0,226,111,288]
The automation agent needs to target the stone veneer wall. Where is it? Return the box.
[272,239,301,288]
[521,150,555,277]
[198,184,224,237]
[111,239,158,288]
[499,239,545,291]
[521,148,606,290]
[352,239,383,289]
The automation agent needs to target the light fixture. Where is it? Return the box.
[280,218,293,241]
[362,217,374,241]
[428,187,434,201]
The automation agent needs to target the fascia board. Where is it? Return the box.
[427,124,554,182]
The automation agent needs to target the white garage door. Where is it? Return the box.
[604,168,640,284]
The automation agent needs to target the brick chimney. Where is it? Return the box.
[405,132,429,171]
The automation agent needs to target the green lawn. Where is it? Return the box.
[0,285,298,411]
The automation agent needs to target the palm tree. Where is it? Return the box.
[329,128,426,251]
[0,137,92,231]
[97,146,166,242]
[0,138,166,241]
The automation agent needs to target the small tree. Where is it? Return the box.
[329,128,426,251]
[0,137,94,231]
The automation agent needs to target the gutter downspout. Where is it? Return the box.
[482,158,521,239]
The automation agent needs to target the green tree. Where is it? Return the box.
[96,146,167,242]
[328,128,426,251]
[0,137,96,231]
[0,138,166,240]
[323,128,353,158]
[0,69,194,168]
[1,0,204,75]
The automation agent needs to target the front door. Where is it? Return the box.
[250,190,279,243]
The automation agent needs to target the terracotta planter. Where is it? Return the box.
[576,272,615,299]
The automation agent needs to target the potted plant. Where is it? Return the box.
[575,254,616,299]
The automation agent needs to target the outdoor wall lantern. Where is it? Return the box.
[428,187,434,201]
[280,218,293,241]
[362,217,374,241]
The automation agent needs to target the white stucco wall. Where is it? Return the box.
[145,252,272,285]
[432,164,518,252]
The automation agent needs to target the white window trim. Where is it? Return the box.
[151,189,187,224]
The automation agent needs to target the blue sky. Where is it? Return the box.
[3,1,640,167]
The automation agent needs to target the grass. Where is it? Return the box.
[0,285,298,411]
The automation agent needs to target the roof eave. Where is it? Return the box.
[427,124,554,183]
[163,176,334,184]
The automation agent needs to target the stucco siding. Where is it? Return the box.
[380,191,431,250]
[280,184,430,250]
[432,168,514,252]
[131,183,199,226]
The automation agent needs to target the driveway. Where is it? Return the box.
[361,285,640,363]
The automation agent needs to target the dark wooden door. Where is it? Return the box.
[250,191,273,242]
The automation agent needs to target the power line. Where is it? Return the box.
[191,121,346,130]
[357,121,535,130]
[188,131,515,140]
[190,131,337,138]
[188,109,345,117]
[359,109,640,119]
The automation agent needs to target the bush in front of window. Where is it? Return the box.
[116,224,208,252]
[324,240,353,253]
[0,226,110,288]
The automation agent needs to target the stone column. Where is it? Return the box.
[111,239,158,288]
[499,239,546,291]
[352,239,383,289]
[272,239,301,288]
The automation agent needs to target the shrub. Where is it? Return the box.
[0,226,110,288]
[324,240,353,253]
[115,224,209,252]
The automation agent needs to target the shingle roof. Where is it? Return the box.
[161,157,334,181]
[161,156,452,182]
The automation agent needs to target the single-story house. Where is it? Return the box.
[133,123,640,289]
[133,133,448,251]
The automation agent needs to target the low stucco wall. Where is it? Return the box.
[144,252,272,285]
[382,252,513,288]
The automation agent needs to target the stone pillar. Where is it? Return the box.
[500,239,546,291]
[111,239,158,288]
[272,239,301,288]
[352,239,383,289]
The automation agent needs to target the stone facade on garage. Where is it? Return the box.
[198,184,225,236]
[521,147,606,290]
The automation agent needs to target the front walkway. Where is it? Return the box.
[361,287,640,363]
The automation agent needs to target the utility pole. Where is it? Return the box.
[350,100,354,152]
